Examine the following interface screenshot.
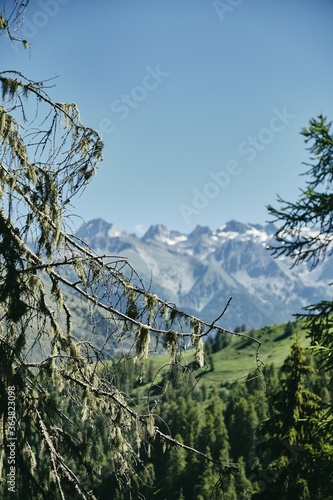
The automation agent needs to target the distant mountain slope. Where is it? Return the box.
[77,219,331,329]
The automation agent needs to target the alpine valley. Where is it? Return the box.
[77,219,333,330]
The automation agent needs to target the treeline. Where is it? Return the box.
[100,334,333,499]
[4,328,331,499]
[3,332,332,499]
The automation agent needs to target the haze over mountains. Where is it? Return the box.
[77,219,332,330]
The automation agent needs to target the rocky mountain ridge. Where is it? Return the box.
[77,219,332,330]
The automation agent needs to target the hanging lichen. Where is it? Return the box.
[72,258,87,286]
[0,77,19,102]
[135,325,150,362]
[0,14,8,31]
[164,330,178,364]
[159,303,169,326]
[81,388,90,422]
[190,316,201,336]
[145,293,157,322]
[147,414,156,439]
[170,306,178,324]
[23,441,37,475]
[146,442,152,458]
[89,259,101,284]
[51,278,64,311]
[192,334,204,368]
[126,286,139,320]
[68,339,80,359]
[135,419,142,452]
[113,427,130,455]
[0,106,7,134]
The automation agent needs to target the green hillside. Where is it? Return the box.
[127,320,309,400]
[105,319,331,500]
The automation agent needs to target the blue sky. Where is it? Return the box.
[2,0,333,235]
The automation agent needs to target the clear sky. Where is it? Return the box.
[2,0,333,235]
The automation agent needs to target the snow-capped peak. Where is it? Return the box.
[142,224,187,245]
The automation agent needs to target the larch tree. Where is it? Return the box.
[0,2,262,499]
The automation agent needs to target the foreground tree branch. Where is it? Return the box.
[0,5,262,497]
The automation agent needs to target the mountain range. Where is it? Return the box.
[77,219,332,330]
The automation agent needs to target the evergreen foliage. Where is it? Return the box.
[2,4,332,498]
[253,339,324,498]
[0,3,262,498]
[268,115,333,496]
[106,332,332,499]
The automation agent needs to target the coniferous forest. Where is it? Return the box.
[92,325,333,499]
[1,2,333,499]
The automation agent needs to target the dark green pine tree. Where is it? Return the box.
[254,338,331,499]
[225,382,260,469]
[267,115,333,471]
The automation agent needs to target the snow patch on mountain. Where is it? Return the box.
[142,224,188,246]
[107,225,126,238]
[77,218,331,329]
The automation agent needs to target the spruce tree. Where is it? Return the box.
[268,115,333,407]
[268,114,333,496]
[254,338,330,499]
